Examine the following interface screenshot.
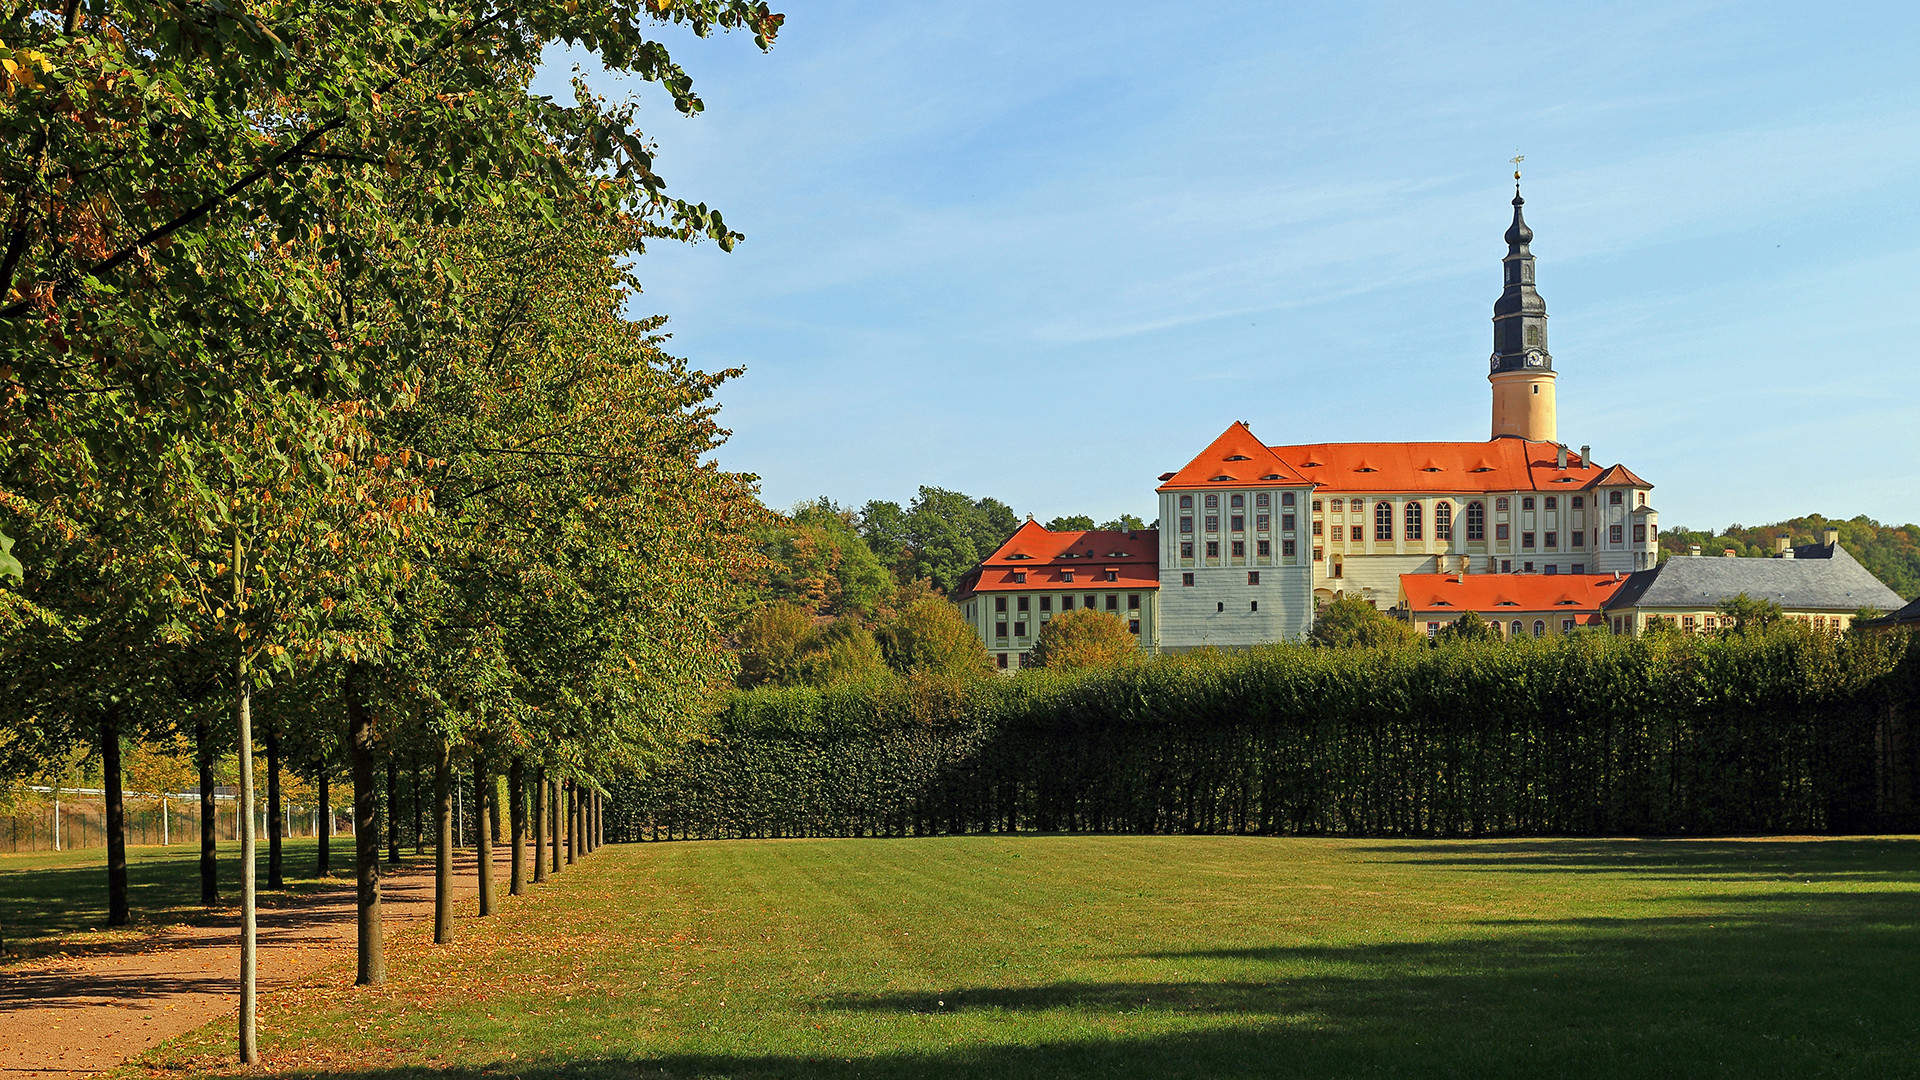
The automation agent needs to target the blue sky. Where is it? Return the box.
[541,1,1920,532]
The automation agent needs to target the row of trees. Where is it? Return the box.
[0,0,782,1062]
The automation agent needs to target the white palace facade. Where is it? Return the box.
[959,186,1661,666]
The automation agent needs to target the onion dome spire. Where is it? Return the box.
[1490,171,1549,376]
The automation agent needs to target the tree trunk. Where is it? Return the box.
[387,753,400,867]
[565,781,576,866]
[266,722,282,890]
[347,662,384,985]
[316,761,331,876]
[550,777,562,872]
[488,772,503,845]
[433,738,453,944]
[102,707,129,927]
[507,757,526,896]
[474,755,494,917]
[196,713,217,905]
[531,764,548,884]
[235,644,258,1063]
[411,760,424,855]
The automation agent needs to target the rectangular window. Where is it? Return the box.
[995,597,1007,612]
[1682,615,1697,632]
[1019,651,1031,666]
[1231,515,1245,532]
[1282,539,1296,557]
[1206,541,1220,557]
[1561,619,1574,633]
[1428,622,1440,638]
[1544,531,1557,548]
[1256,514,1270,531]
[1572,531,1584,548]
[1545,496,1557,510]
[1312,500,1322,512]
[1206,515,1219,532]
[1257,539,1271,557]
[1501,559,1512,573]
[1105,570,1118,582]
[1522,497,1535,510]
[1181,572,1195,587]
[1496,497,1510,512]
[1181,516,1194,533]
[995,623,1009,638]
[1012,571,1026,583]
[1256,493,1270,507]
[1250,600,1259,612]
[1061,595,1074,610]
[1610,491,1624,505]
[1231,494,1244,508]
[1610,524,1624,543]
[1281,514,1295,532]
[1039,596,1052,611]
[1572,496,1584,509]
[1232,540,1246,556]
[996,652,1008,669]
[1015,621,1027,637]
[1247,571,1260,585]
[1523,561,1534,572]
[1312,520,1323,536]
[1331,499,1344,512]
[1128,593,1140,610]
[1496,523,1510,541]
[1180,494,1193,509]
[1571,564,1584,574]
[1128,619,1140,634]
[1061,570,1074,582]
[1544,564,1557,575]
[1281,492,1295,506]
[1331,561,1343,578]
[1522,532,1536,549]
[1205,494,1219,508]
[1704,616,1718,630]
[1314,546,1324,561]
[1350,525,1364,541]
[1633,524,1647,543]
[1180,542,1194,558]
[1105,595,1119,611]
[1085,594,1097,609]
[1018,596,1030,611]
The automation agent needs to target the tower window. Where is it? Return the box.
[1374,502,1394,541]
[1217,602,1225,613]
[1533,385,1539,395]
[1610,491,1624,505]
[1465,501,1485,541]
[1527,326,1542,346]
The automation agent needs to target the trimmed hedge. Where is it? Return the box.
[608,630,1920,840]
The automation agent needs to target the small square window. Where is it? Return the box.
[1206,541,1220,557]
[1247,571,1261,585]
[1282,539,1296,557]
[1331,499,1344,512]
[1061,595,1074,610]
[1015,621,1027,637]
[1105,595,1119,611]
[995,623,1009,638]
[1257,539,1271,557]
[1256,493,1270,507]
[1232,540,1246,556]
[1571,563,1585,574]
[1523,562,1534,573]
[1230,494,1245,508]
[1039,596,1052,611]
[1562,619,1575,633]
[1012,571,1026,583]
[1312,500,1323,512]
[1205,494,1219,509]
[1256,514,1270,531]
[995,597,1006,613]
[1018,596,1030,611]
[1085,594,1097,609]
[1522,532,1535,549]
[1281,492,1295,506]
[1572,496,1584,509]
[1544,496,1557,510]
[1522,497,1536,511]
[1544,531,1557,548]
[1610,491,1624,505]
[1128,594,1140,610]
[1231,515,1245,532]
[1180,542,1194,558]
[1179,494,1193,509]
[1496,523,1510,541]
[1181,572,1195,587]
[1281,514,1295,532]
[1496,497,1510,512]
[1544,564,1558,575]
[1105,570,1118,582]
[1501,559,1512,572]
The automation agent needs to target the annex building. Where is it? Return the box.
[959,185,1663,667]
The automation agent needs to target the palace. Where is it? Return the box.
[959,185,1662,667]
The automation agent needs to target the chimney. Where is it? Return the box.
[1823,528,1840,547]
[1613,571,1621,582]
[1580,445,1591,469]
[1774,535,1791,556]
[1723,548,1737,558]
[1688,544,1702,557]
[1556,444,1568,469]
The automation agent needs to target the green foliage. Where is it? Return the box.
[1662,515,1920,599]
[858,488,1020,592]
[1309,596,1418,648]
[620,630,1920,840]
[734,603,820,689]
[1027,608,1138,671]
[875,596,993,679]
[1717,593,1785,636]
[1435,610,1499,644]
[1103,513,1148,532]
[1043,515,1097,531]
[756,499,891,617]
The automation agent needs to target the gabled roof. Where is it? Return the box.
[1586,463,1652,490]
[952,521,1160,598]
[1859,593,1920,628]
[1267,438,1607,495]
[1603,544,1905,614]
[1157,422,1310,491]
[1400,573,1628,616]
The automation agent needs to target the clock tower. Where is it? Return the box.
[1488,184,1556,441]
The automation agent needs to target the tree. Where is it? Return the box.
[758,499,891,617]
[1309,597,1417,648]
[1718,593,1785,636]
[803,617,889,687]
[1027,608,1138,670]
[1435,610,1500,644]
[735,603,820,688]
[1101,514,1148,532]
[858,488,1020,592]
[1044,515,1097,531]
[876,596,992,678]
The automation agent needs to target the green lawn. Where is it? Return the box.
[152,835,1920,1079]
[0,837,387,960]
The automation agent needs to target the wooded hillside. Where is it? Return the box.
[1661,515,1920,600]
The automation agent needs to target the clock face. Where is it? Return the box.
[1525,350,1546,368]
[1489,352,1502,372]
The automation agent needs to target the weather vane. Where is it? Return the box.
[1511,153,1524,182]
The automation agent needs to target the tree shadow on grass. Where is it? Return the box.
[1350,837,1920,882]
[243,890,1920,1080]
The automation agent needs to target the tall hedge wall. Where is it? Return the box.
[608,630,1920,840]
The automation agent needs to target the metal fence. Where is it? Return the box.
[2,787,352,853]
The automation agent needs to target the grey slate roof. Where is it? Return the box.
[1602,543,1905,614]
[1859,593,1920,628]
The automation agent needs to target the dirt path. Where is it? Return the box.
[0,848,516,1076]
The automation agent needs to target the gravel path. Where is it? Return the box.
[1,848,511,1076]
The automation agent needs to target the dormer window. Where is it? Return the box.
[1061,571,1074,583]
[1005,552,1031,559]
[1225,454,1251,461]
[1105,570,1118,582]
[1012,571,1026,583]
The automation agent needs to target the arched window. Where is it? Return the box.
[1205,494,1219,509]
[1435,502,1454,541]
[1511,621,1524,638]
[1179,494,1193,509]
[1374,502,1394,542]
[1404,501,1424,540]
[1533,620,1546,638]
[1465,501,1485,541]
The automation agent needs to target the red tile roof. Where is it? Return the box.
[1400,573,1628,618]
[1155,422,1311,491]
[953,520,1160,598]
[1158,425,1656,496]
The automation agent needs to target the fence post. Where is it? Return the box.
[53,795,61,852]
[162,796,169,845]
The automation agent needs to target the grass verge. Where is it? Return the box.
[142,835,1920,1079]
